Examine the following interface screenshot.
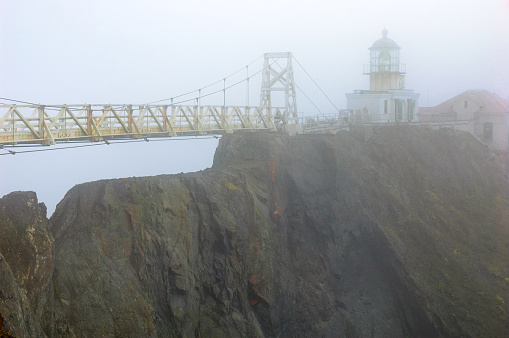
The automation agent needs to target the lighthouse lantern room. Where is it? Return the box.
[366,28,406,92]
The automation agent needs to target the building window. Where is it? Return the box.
[384,100,388,114]
[408,99,415,121]
[464,100,468,108]
[483,122,493,141]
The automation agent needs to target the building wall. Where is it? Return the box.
[475,114,508,152]
[452,99,480,121]
[420,105,508,153]
[346,92,393,123]
[369,73,403,92]
[346,90,419,123]
[453,97,507,151]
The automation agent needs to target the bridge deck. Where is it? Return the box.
[0,104,286,146]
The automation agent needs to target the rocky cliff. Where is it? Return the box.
[1,126,508,337]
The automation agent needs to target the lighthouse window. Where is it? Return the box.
[464,100,468,108]
[378,50,391,72]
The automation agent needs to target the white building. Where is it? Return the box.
[346,29,419,124]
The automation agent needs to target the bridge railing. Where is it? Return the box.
[300,111,350,133]
[0,104,286,146]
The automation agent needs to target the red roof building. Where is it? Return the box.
[419,89,509,153]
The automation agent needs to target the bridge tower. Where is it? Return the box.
[259,52,298,125]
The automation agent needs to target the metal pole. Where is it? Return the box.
[64,105,67,138]
[12,105,14,142]
[246,65,249,107]
[223,78,226,108]
[171,98,174,133]
[197,89,200,121]
[196,97,199,122]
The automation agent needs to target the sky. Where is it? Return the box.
[1,0,508,215]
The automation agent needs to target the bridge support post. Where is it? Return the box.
[86,105,92,136]
[38,105,45,141]
[162,105,167,132]
[127,105,133,134]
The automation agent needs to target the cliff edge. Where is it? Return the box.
[1,126,508,337]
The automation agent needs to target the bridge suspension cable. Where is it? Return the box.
[0,55,267,110]
[267,55,340,116]
[293,82,324,115]
[147,55,264,105]
[292,56,341,114]
[167,63,269,106]
[0,135,219,156]
[269,57,324,116]
[1,52,347,150]
[0,53,304,148]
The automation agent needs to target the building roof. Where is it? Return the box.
[369,29,400,50]
[419,89,509,116]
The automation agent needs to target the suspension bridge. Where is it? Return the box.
[1,52,346,152]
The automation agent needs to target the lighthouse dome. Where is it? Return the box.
[369,29,400,50]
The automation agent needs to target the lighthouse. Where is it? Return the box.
[346,29,419,123]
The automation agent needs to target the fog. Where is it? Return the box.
[1,0,508,214]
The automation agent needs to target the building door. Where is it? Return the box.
[395,100,403,122]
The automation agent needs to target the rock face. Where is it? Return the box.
[0,192,53,337]
[1,126,509,337]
